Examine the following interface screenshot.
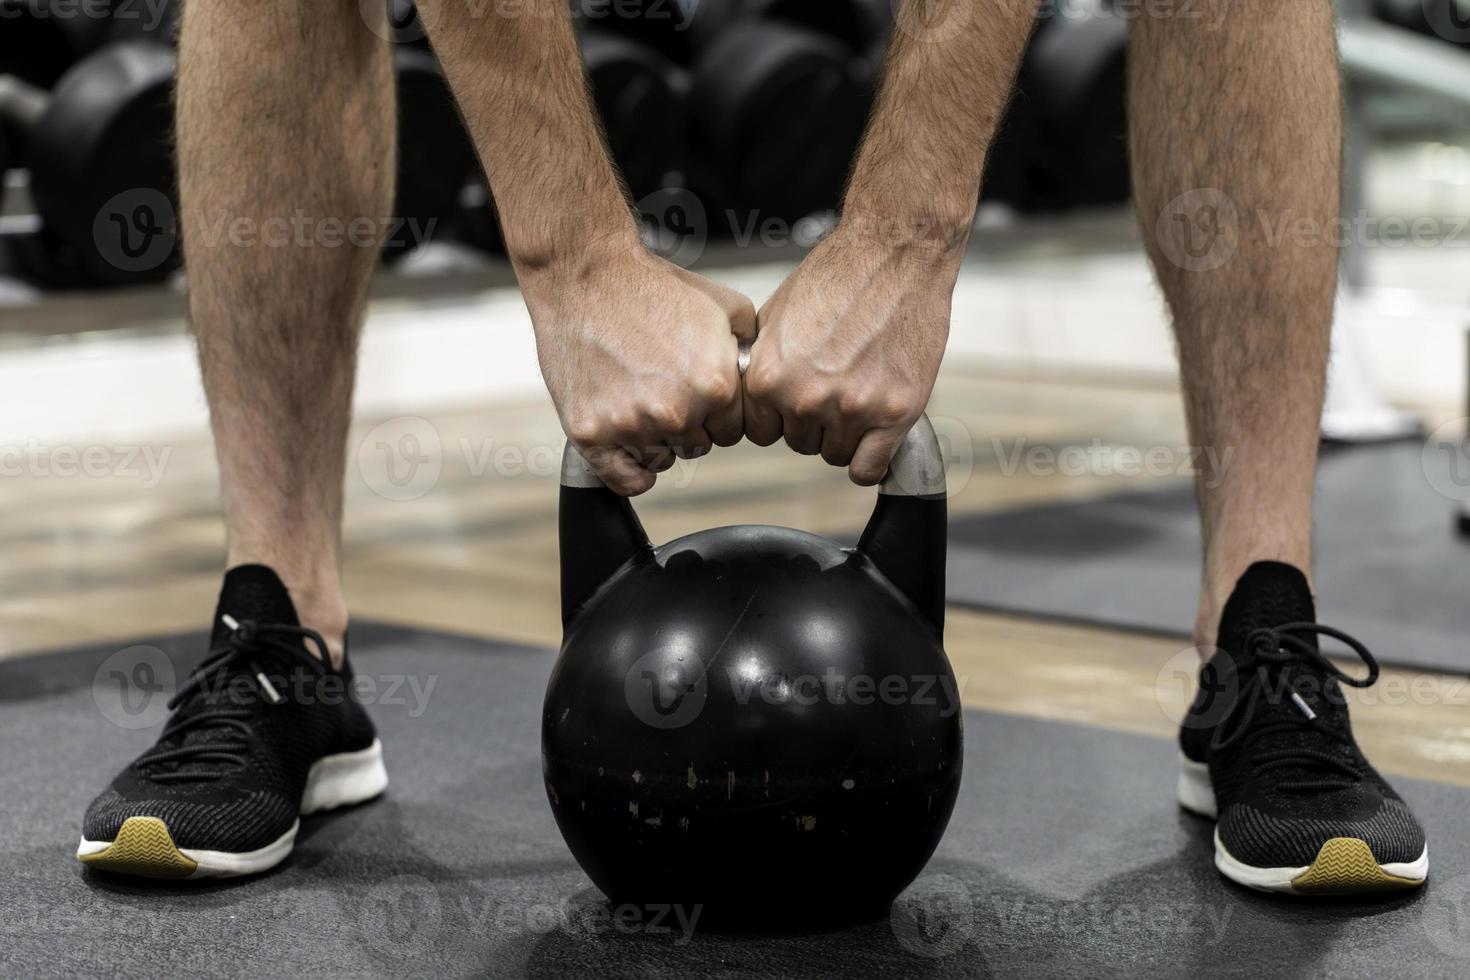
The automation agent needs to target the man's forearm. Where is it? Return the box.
[843,0,1039,247]
[424,1,636,277]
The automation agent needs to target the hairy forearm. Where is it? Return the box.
[425,1,637,277]
[843,0,1039,248]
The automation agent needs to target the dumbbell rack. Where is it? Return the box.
[1335,0,1470,531]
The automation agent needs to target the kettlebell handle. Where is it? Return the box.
[562,340,947,497]
[558,346,949,631]
[559,414,946,499]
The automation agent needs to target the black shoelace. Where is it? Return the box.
[133,619,330,784]
[1209,622,1380,793]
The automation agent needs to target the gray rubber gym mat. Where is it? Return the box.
[947,441,1470,673]
[3,624,1469,978]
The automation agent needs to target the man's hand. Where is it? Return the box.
[740,0,1036,484]
[524,240,756,496]
[742,226,958,485]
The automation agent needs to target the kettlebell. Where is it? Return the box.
[542,407,963,926]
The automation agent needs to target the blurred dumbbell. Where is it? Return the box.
[979,89,1046,210]
[588,0,874,223]
[575,0,700,63]
[0,0,116,160]
[1374,0,1470,45]
[1021,0,1129,209]
[581,30,684,200]
[0,0,114,86]
[104,0,178,45]
[387,46,476,258]
[452,25,692,257]
[685,0,892,72]
[0,39,178,287]
[685,20,870,222]
[453,178,504,256]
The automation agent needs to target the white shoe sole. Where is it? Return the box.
[1177,754,1427,894]
[77,738,388,880]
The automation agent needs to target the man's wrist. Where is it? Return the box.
[829,201,975,261]
[508,206,643,291]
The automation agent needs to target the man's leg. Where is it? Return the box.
[1132,4,1426,896]
[1130,1,1339,648]
[178,1,396,663]
[76,3,394,881]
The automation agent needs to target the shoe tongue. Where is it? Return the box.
[1215,561,1316,662]
[149,567,302,776]
[209,564,301,648]
[1213,562,1357,784]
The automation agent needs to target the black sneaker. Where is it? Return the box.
[77,565,387,879]
[1177,561,1427,895]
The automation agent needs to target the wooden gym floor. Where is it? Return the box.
[2,362,1466,789]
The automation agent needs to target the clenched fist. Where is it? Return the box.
[524,241,756,495]
[742,230,958,485]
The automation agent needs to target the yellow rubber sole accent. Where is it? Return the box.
[1290,837,1423,894]
[78,817,198,879]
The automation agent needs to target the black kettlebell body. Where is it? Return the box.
[543,418,963,924]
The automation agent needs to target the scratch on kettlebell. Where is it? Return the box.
[706,593,757,670]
